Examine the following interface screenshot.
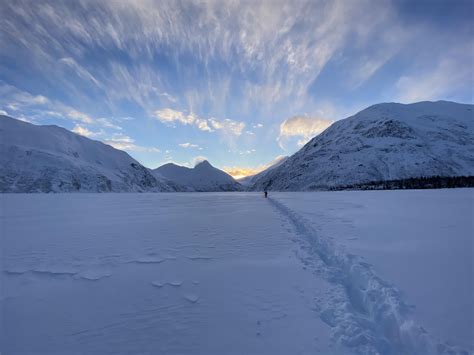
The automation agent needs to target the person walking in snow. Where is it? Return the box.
[264,190,268,198]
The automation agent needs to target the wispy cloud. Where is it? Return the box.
[396,49,474,103]
[0,83,124,129]
[0,0,426,117]
[103,133,160,153]
[0,0,472,169]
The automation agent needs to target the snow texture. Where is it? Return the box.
[250,101,474,191]
[2,190,472,354]
[0,115,174,192]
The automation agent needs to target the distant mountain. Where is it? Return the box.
[238,156,288,186]
[0,115,175,192]
[152,160,242,192]
[250,101,474,191]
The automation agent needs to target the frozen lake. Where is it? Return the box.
[1,190,473,354]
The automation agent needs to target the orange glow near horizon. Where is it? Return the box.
[223,167,264,180]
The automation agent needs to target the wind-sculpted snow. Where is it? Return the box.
[0,115,175,192]
[268,196,469,354]
[2,192,471,353]
[250,101,474,191]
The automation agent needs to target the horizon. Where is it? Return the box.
[1,0,473,178]
[2,98,472,180]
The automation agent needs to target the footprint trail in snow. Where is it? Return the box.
[268,197,467,355]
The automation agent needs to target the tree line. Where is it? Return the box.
[330,175,474,191]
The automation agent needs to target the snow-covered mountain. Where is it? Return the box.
[0,115,175,192]
[250,101,474,191]
[152,160,242,192]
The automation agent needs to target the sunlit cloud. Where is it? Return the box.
[154,108,196,126]
[209,118,245,136]
[278,115,333,149]
[72,124,101,138]
[153,108,245,136]
[224,155,287,179]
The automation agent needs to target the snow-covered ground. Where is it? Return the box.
[1,190,472,354]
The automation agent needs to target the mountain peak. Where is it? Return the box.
[194,160,212,168]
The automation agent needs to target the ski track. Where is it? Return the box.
[268,197,468,355]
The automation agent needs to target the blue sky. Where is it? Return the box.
[0,0,472,177]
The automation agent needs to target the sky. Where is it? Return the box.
[0,0,473,178]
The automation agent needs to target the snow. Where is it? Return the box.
[251,101,474,191]
[272,189,474,351]
[2,190,472,354]
[0,116,173,192]
[152,160,242,191]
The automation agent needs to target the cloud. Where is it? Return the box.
[59,57,102,88]
[209,118,245,136]
[191,156,208,167]
[0,84,125,130]
[102,133,160,153]
[0,109,8,115]
[238,149,256,155]
[195,118,212,132]
[179,142,200,149]
[395,51,473,103]
[69,123,158,154]
[66,109,93,124]
[223,155,287,179]
[278,115,333,148]
[154,108,196,125]
[0,0,424,118]
[153,108,245,136]
[97,117,122,130]
[72,124,100,137]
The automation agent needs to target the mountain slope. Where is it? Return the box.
[0,115,174,192]
[250,101,474,191]
[153,160,242,192]
[238,156,288,186]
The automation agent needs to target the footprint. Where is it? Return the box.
[183,294,199,303]
[151,280,183,288]
[77,269,112,281]
[168,280,183,287]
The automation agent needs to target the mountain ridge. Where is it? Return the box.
[152,160,242,192]
[249,100,474,191]
[0,115,175,192]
